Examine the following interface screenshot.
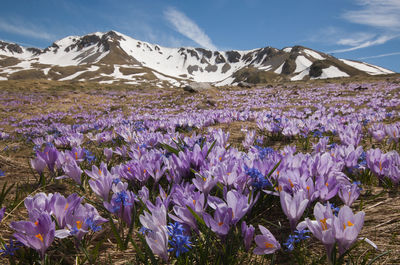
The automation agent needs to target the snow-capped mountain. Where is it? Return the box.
[0,31,395,87]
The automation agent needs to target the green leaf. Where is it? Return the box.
[205,140,217,159]
[187,206,206,226]
[366,250,390,265]
[266,160,281,178]
[159,143,180,156]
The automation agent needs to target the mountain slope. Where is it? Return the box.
[0,31,395,86]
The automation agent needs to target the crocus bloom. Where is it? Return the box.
[253,225,280,255]
[298,202,335,259]
[0,207,5,222]
[30,156,47,175]
[203,207,233,236]
[280,190,309,231]
[11,212,55,258]
[241,221,255,251]
[338,183,360,206]
[333,206,365,255]
[58,159,83,184]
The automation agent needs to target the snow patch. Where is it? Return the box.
[294,56,312,73]
[340,59,394,75]
[304,49,325,60]
[312,66,349,79]
[291,69,309,81]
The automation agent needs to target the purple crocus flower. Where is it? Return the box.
[241,221,255,251]
[58,159,83,184]
[333,206,365,255]
[338,183,360,207]
[36,146,59,173]
[30,156,47,175]
[55,203,107,240]
[86,164,114,201]
[298,202,336,258]
[50,193,82,228]
[24,193,54,221]
[139,204,169,261]
[253,225,280,255]
[0,207,5,222]
[203,207,233,236]
[104,147,113,162]
[10,212,55,258]
[279,190,309,231]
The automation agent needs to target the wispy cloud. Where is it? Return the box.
[164,7,217,50]
[324,0,400,53]
[343,0,400,29]
[0,19,55,41]
[330,34,397,53]
[358,51,400,60]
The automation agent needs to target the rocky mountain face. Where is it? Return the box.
[0,31,394,87]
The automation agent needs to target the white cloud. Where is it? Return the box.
[336,32,375,46]
[343,0,400,29]
[331,34,397,53]
[327,0,400,53]
[0,19,55,41]
[358,51,400,60]
[164,7,217,50]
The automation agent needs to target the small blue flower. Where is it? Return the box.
[168,234,192,257]
[85,217,102,232]
[0,239,21,256]
[139,226,152,235]
[114,191,132,206]
[167,222,185,237]
[112,178,121,184]
[294,229,310,242]
[0,169,5,177]
[283,235,296,251]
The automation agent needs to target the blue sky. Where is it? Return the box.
[1,0,399,72]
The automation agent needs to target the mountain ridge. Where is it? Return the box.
[0,30,395,87]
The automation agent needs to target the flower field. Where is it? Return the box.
[0,78,399,264]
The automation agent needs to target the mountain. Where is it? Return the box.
[0,31,395,87]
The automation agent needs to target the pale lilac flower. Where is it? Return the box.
[253,225,280,255]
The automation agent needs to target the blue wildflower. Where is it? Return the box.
[313,130,323,138]
[114,191,132,206]
[294,229,310,242]
[0,169,4,177]
[283,235,296,251]
[139,226,152,235]
[167,222,185,237]
[326,203,340,216]
[112,178,121,184]
[85,217,102,232]
[254,146,274,160]
[83,149,96,163]
[245,166,272,190]
[0,239,21,257]
[167,222,192,257]
[168,234,192,257]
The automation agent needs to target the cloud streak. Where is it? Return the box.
[0,19,55,41]
[164,7,217,50]
[343,0,400,30]
[327,0,400,53]
[358,51,400,60]
[331,34,397,53]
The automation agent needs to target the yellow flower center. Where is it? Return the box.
[75,152,78,160]
[76,220,82,230]
[35,233,43,242]
[343,221,354,230]
[218,221,223,226]
[320,218,328,231]
[64,203,69,211]
[264,242,274,248]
